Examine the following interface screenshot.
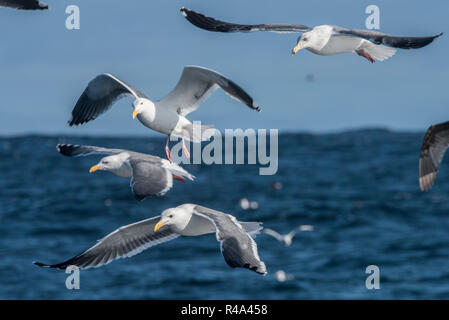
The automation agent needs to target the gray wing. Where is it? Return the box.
[181,7,310,34]
[57,144,128,157]
[158,66,260,117]
[0,0,48,9]
[128,158,173,200]
[33,216,179,270]
[419,121,449,191]
[69,73,147,126]
[56,144,162,163]
[193,205,266,275]
[333,26,442,49]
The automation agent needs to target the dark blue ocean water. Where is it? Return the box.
[2,130,449,299]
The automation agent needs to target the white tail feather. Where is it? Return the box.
[239,221,263,238]
[363,42,397,61]
[162,161,195,180]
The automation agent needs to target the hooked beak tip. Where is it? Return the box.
[132,109,140,119]
[292,45,302,55]
[154,220,166,232]
[89,165,101,173]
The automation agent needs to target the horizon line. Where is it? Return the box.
[0,126,427,139]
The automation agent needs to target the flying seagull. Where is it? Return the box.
[34,204,267,275]
[274,270,294,282]
[419,121,449,191]
[0,0,48,10]
[180,7,442,63]
[263,226,313,246]
[68,66,260,161]
[57,144,194,200]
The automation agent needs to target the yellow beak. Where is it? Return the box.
[154,220,166,232]
[292,44,303,55]
[89,165,101,173]
[132,109,140,119]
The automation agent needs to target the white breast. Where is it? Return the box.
[312,35,363,56]
[137,102,180,135]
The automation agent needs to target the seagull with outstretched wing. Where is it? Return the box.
[181,7,442,63]
[419,121,449,191]
[57,144,194,201]
[34,204,267,275]
[68,66,260,162]
[263,225,314,246]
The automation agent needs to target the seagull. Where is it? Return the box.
[274,270,294,282]
[263,226,313,246]
[34,204,267,275]
[68,66,260,162]
[181,7,442,63]
[0,0,48,10]
[271,181,283,191]
[57,144,194,201]
[239,197,259,210]
[419,121,449,191]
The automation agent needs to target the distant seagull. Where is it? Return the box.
[34,204,267,275]
[274,270,294,282]
[181,7,442,63]
[57,144,194,201]
[419,121,449,191]
[271,181,283,191]
[239,197,259,210]
[263,226,313,246]
[0,0,48,10]
[68,66,260,161]
[305,74,315,83]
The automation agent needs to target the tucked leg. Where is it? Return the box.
[356,49,375,63]
[165,135,172,163]
[173,175,186,182]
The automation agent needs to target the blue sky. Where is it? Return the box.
[0,0,447,136]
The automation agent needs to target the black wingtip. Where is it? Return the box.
[33,261,50,268]
[134,193,148,202]
[56,144,75,156]
[33,260,69,270]
[243,263,267,275]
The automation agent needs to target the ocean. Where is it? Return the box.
[2,130,449,299]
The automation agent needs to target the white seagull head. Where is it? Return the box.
[132,98,154,119]
[154,205,193,232]
[89,153,130,176]
[292,26,331,55]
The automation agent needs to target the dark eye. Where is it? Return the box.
[303,37,308,41]
[169,214,173,218]
[103,161,108,164]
